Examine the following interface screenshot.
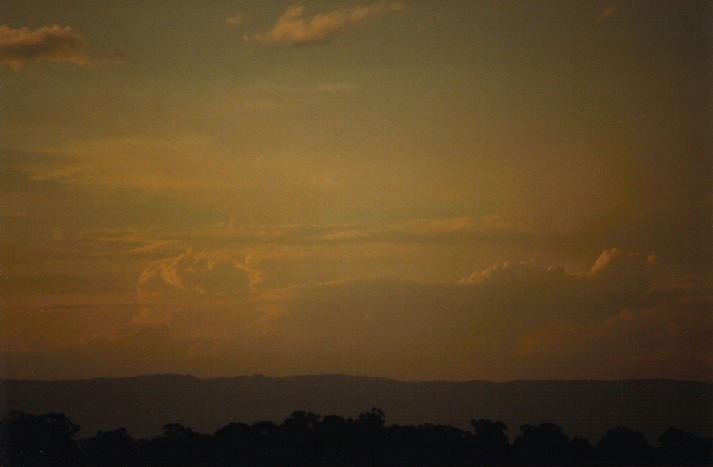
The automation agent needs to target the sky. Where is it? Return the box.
[1,0,711,382]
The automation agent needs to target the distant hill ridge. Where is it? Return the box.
[1,374,710,443]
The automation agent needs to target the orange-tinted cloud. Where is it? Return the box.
[514,299,713,380]
[0,24,91,69]
[134,248,263,326]
[245,2,405,46]
[252,248,697,379]
[3,243,710,380]
[137,248,262,301]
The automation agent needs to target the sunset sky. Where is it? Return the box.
[1,0,711,381]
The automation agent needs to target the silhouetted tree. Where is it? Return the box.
[596,426,652,465]
[569,436,594,465]
[513,422,570,464]
[5,409,711,466]
[82,427,134,466]
[279,411,321,464]
[1,411,80,466]
[214,422,252,465]
[354,408,387,464]
[409,423,471,465]
[470,419,509,464]
[316,414,351,465]
[145,422,215,466]
[658,426,713,465]
[356,407,385,430]
[249,420,280,464]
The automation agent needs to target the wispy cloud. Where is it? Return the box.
[244,2,405,46]
[0,24,92,69]
[595,5,616,22]
[315,81,358,93]
[225,13,249,28]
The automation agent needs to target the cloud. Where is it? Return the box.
[250,247,691,379]
[28,165,84,183]
[459,248,660,321]
[137,249,262,301]
[134,248,264,325]
[459,259,556,286]
[0,24,92,69]
[514,300,713,380]
[460,248,656,288]
[4,242,710,380]
[315,81,357,93]
[225,13,248,28]
[244,2,405,46]
[42,135,233,193]
[595,5,616,22]
[588,247,657,281]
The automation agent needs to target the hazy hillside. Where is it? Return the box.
[1,375,710,443]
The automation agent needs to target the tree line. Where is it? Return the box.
[1,408,711,466]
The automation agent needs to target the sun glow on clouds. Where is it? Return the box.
[137,249,262,300]
[10,241,709,381]
[1,1,711,381]
[82,228,713,376]
[0,24,91,69]
[244,2,405,46]
[2,205,711,380]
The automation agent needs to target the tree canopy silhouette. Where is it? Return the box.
[1,409,711,466]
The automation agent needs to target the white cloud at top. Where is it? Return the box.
[244,2,405,46]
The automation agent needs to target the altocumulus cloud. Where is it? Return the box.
[244,1,405,46]
[0,24,91,69]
